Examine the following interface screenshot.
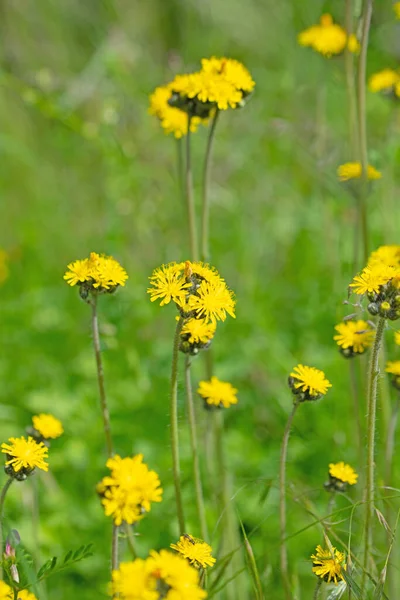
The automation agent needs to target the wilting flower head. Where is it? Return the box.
[386,360,400,390]
[148,261,235,326]
[110,550,207,599]
[64,252,128,297]
[149,85,204,138]
[31,414,63,441]
[337,162,382,182]
[197,376,238,409]
[98,454,162,526]
[369,68,400,97]
[180,318,216,355]
[311,545,346,584]
[334,320,375,357]
[325,461,358,492]
[171,534,216,569]
[1,436,49,480]
[298,14,359,57]
[288,365,331,402]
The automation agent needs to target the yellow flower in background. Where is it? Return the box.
[0,582,13,600]
[201,57,255,94]
[110,559,157,599]
[149,85,203,138]
[0,250,9,285]
[394,3,400,18]
[197,376,238,408]
[337,162,382,181]
[386,361,400,376]
[98,454,162,526]
[395,331,400,345]
[1,436,49,474]
[369,68,400,93]
[334,320,375,355]
[329,462,358,485]
[311,545,346,585]
[32,414,64,440]
[289,365,331,398]
[368,245,400,268]
[64,252,128,292]
[298,14,357,57]
[181,318,216,344]
[171,535,216,569]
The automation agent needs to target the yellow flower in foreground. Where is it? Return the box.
[386,360,400,376]
[298,14,349,57]
[334,320,375,355]
[337,162,382,181]
[171,535,216,569]
[197,376,238,408]
[149,85,203,138]
[32,414,63,440]
[0,582,13,600]
[369,68,400,93]
[64,252,128,292]
[188,280,235,324]
[289,365,331,399]
[311,545,346,585]
[181,319,216,344]
[329,462,358,485]
[148,264,191,307]
[17,591,38,600]
[99,454,162,526]
[1,436,49,475]
[110,551,206,599]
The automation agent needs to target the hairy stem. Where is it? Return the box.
[184,355,208,540]
[362,316,385,594]
[349,360,363,472]
[0,478,13,578]
[201,109,220,262]
[170,316,185,534]
[185,115,199,261]
[279,402,299,600]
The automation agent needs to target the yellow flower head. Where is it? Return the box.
[149,85,203,138]
[386,360,400,376]
[201,57,255,95]
[110,559,157,599]
[0,582,13,600]
[32,414,64,440]
[395,3,400,19]
[395,331,400,345]
[369,68,400,93]
[171,534,216,569]
[329,462,358,485]
[64,252,128,293]
[181,318,216,345]
[289,364,331,400]
[99,454,162,526]
[148,261,235,324]
[1,436,49,477]
[347,34,360,54]
[197,376,238,408]
[334,320,375,355]
[368,245,400,268]
[349,262,398,295]
[298,14,348,57]
[17,592,38,600]
[311,545,346,585]
[337,162,382,182]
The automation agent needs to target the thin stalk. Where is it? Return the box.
[111,524,119,598]
[201,109,220,262]
[170,316,185,534]
[279,402,299,600]
[349,361,363,471]
[361,316,385,594]
[345,0,360,157]
[0,478,13,578]
[90,294,113,458]
[356,0,373,263]
[385,395,400,487]
[184,355,208,540]
[185,115,199,261]
[124,523,136,559]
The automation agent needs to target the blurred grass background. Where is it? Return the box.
[1,0,400,597]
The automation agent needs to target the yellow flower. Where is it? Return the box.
[32,414,63,440]
[395,331,400,345]
[337,162,382,181]
[289,365,331,398]
[171,535,216,569]
[350,263,398,295]
[298,14,347,57]
[201,57,255,94]
[329,462,358,485]
[17,592,38,600]
[147,264,191,307]
[368,68,400,93]
[368,245,400,268]
[1,436,49,474]
[111,559,157,599]
[333,320,375,354]
[64,252,128,291]
[197,376,238,408]
[99,454,162,526]
[386,360,400,376]
[181,319,216,344]
[149,85,203,138]
[311,545,346,585]
[187,280,236,324]
[0,582,13,600]
[347,34,360,54]
[394,2,400,18]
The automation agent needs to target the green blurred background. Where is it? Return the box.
[1,0,400,598]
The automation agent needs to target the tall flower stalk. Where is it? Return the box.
[185,115,199,261]
[201,109,220,262]
[0,478,13,578]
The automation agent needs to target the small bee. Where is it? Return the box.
[183,533,196,545]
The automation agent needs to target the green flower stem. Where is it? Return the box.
[170,316,185,535]
[345,0,359,158]
[184,355,209,541]
[279,401,299,600]
[356,0,373,263]
[349,361,363,472]
[385,395,400,486]
[201,109,220,262]
[0,477,13,579]
[361,316,386,595]
[111,524,119,598]
[186,115,199,261]
[90,294,113,458]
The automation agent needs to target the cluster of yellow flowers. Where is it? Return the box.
[0,582,37,600]
[298,14,360,57]
[64,252,128,295]
[97,454,163,526]
[149,56,255,138]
